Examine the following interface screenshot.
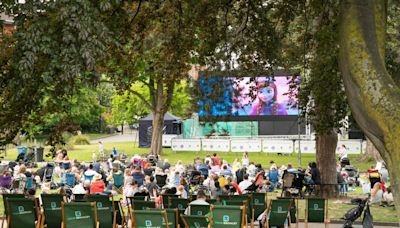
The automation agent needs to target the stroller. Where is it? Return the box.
[147,154,158,167]
[342,196,373,228]
[344,165,360,187]
[340,157,351,168]
[43,163,55,182]
[281,169,305,197]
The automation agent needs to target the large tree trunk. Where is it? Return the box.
[366,137,382,161]
[316,132,339,198]
[339,0,400,221]
[150,110,165,156]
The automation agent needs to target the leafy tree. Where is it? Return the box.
[106,80,191,128]
[0,0,114,146]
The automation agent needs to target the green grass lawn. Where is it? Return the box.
[2,141,374,171]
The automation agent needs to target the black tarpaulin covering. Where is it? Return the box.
[139,112,181,148]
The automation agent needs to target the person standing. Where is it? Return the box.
[242,152,249,168]
[98,141,104,156]
[338,144,348,161]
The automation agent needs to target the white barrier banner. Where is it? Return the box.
[171,139,201,151]
[230,139,261,152]
[295,141,316,154]
[337,140,363,154]
[202,139,230,152]
[262,140,293,154]
[162,134,178,147]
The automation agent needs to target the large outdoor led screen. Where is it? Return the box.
[198,75,299,120]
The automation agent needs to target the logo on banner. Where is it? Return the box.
[145,220,152,227]
[223,215,229,222]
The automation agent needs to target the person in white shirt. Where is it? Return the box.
[238,174,253,193]
[338,144,348,161]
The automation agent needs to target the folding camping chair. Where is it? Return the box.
[181,214,211,228]
[305,198,329,228]
[1,194,25,228]
[190,204,210,216]
[148,208,179,228]
[6,198,42,228]
[112,173,124,194]
[87,194,117,228]
[65,173,76,188]
[210,205,246,228]
[61,202,99,228]
[131,210,169,228]
[41,194,66,228]
[265,199,292,228]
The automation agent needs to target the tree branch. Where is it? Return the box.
[126,87,153,111]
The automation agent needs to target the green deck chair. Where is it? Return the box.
[223,198,251,224]
[131,210,169,228]
[61,202,99,228]
[206,199,218,205]
[128,195,147,201]
[210,205,246,228]
[148,208,179,228]
[251,192,267,223]
[169,197,189,210]
[305,198,328,228]
[73,193,87,202]
[168,198,188,228]
[216,195,230,204]
[266,199,291,228]
[162,194,179,208]
[132,200,156,210]
[87,194,116,228]
[190,204,210,216]
[277,197,298,224]
[2,194,26,228]
[6,198,41,228]
[181,214,210,228]
[41,194,65,228]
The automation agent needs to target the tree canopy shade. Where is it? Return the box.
[339,0,400,221]
[0,0,221,155]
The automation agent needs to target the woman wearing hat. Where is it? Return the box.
[90,173,105,194]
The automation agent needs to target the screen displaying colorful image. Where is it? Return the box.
[231,76,298,116]
[197,75,299,119]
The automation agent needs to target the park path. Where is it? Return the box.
[90,130,138,144]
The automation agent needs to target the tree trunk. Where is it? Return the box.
[316,132,339,198]
[339,0,400,221]
[366,137,382,161]
[150,110,165,155]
